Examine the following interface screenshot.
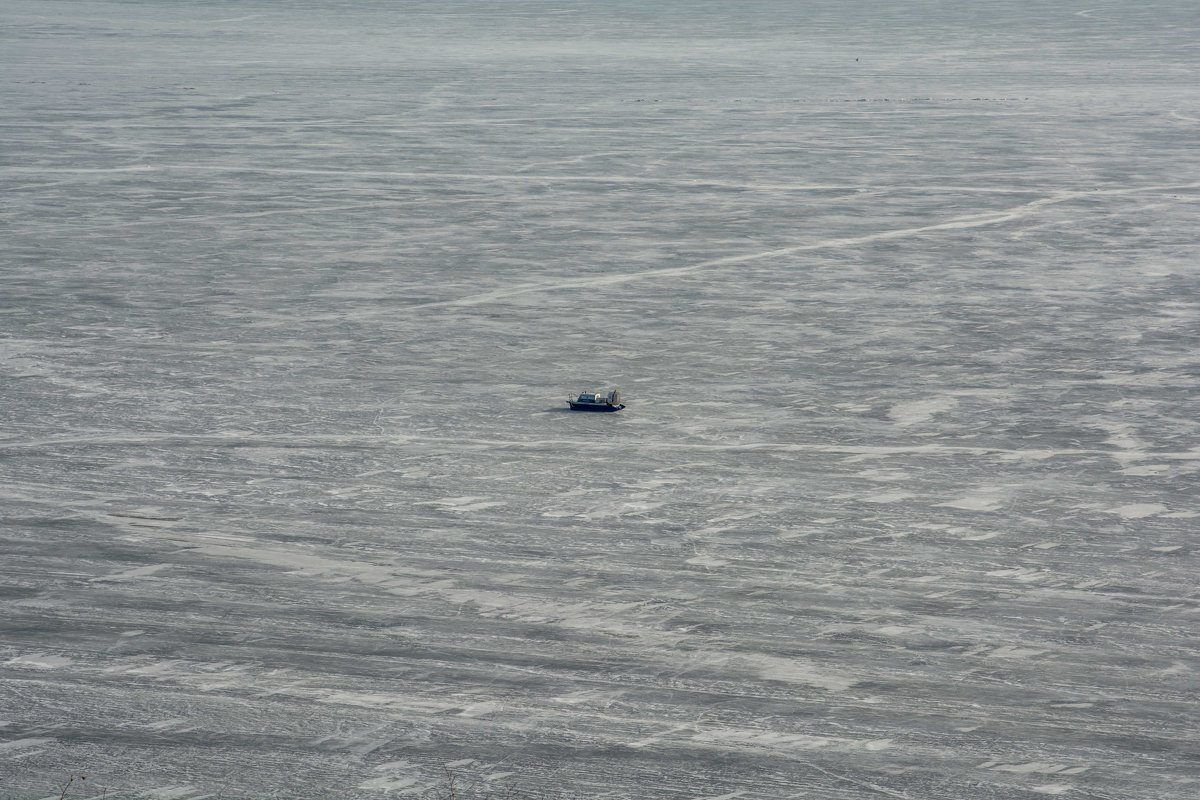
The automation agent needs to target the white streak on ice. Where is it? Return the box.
[414,182,1200,308]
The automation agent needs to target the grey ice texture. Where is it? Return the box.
[2,1,1199,798]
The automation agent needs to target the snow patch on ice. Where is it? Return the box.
[5,654,72,669]
[855,468,911,482]
[137,786,203,799]
[1121,464,1171,476]
[1107,503,1167,519]
[987,646,1047,659]
[686,553,729,568]
[91,564,171,582]
[961,530,1002,541]
[862,490,914,503]
[753,654,857,691]
[358,775,423,791]
[978,761,1088,775]
[888,396,958,426]
[458,702,500,718]
[0,738,54,753]
[875,625,919,636]
[692,727,891,752]
[937,491,1004,512]
[416,496,507,512]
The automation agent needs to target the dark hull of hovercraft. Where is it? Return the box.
[567,402,625,412]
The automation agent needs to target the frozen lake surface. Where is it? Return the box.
[2,1,1199,797]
